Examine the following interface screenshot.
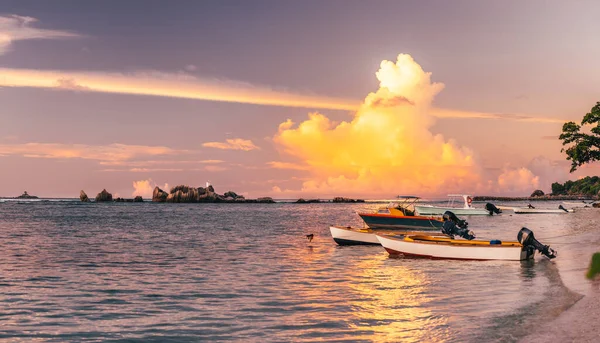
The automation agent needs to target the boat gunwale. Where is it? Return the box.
[357,212,443,221]
[379,234,523,248]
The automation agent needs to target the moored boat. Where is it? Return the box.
[357,196,444,230]
[330,225,448,246]
[414,194,500,216]
[376,227,557,261]
[501,204,574,214]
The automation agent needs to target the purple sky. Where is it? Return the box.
[1,0,599,198]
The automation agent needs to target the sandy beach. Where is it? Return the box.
[520,283,599,342]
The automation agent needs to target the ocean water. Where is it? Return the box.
[0,200,598,342]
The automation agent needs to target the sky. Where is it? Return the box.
[0,0,599,199]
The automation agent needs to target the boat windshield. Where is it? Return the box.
[446,194,473,209]
[389,196,421,215]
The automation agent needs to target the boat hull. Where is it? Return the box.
[329,226,448,246]
[415,206,490,216]
[330,226,383,245]
[514,209,573,214]
[357,213,443,230]
[376,234,532,261]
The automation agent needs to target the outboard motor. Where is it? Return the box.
[485,202,502,215]
[442,211,475,240]
[517,227,557,259]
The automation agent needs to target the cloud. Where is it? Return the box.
[55,78,91,92]
[0,66,566,123]
[266,161,310,170]
[273,54,485,197]
[0,143,184,162]
[0,67,360,111]
[99,159,224,166]
[185,64,197,72]
[0,14,80,55]
[497,167,540,195]
[202,138,259,151]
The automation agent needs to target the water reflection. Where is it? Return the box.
[347,256,450,342]
[0,201,597,342]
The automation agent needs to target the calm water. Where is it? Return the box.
[0,200,598,342]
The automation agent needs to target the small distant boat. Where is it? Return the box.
[414,194,498,216]
[329,226,448,246]
[501,204,574,214]
[357,196,444,230]
[376,228,557,261]
[562,201,596,208]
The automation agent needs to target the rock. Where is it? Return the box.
[332,197,365,203]
[208,185,215,193]
[296,198,322,203]
[134,196,143,202]
[167,185,199,203]
[197,187,206,195]
[95,189,113,202]
[257,197,275,203]
[530,190,545,197]
[16,191,38,199]
[224,191,238,199]
[152,187,169,202]
[593,203,600,208]
[79,190,90,202]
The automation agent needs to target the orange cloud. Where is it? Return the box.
[202,138,259,151]
[0,143,182,161]
[266,161,309,170]
[273,54,487,197]
[497,167,540,195]
[0,66,565,123]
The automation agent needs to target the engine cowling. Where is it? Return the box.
[442,211,475,240]
[517,227,557,259]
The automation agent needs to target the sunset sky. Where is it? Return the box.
[1,0,599,199]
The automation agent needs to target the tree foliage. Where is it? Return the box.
[560,102,600,172]
[551,176,600,196]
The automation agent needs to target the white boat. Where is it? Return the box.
[501,204,573,214]
[329,226,447,246]
[376,228,557,261]
[414,194,493,216]
[562,201,596,208]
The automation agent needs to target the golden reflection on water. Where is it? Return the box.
[345,256,449,343]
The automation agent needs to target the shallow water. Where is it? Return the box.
[0,200,597,342]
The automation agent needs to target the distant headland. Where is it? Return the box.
[475,177,600,201]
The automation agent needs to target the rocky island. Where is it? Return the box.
[16,191,38,199]
[152,185,274,203]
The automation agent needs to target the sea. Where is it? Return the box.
[0,199,598,342]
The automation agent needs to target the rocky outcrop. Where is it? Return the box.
[150,184,272,203]
[95,189,113,202]
[80,190,90,202]
[333,197,365,203]
[296,198,322,203]
[134,196,143,202]
[530,190,545,197]
[16,191,38,199]
[152,187,169,202]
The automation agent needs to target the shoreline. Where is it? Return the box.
[473,195,596,201]
[519,288,599,342]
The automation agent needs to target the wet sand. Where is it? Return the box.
[519,286,599,343]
